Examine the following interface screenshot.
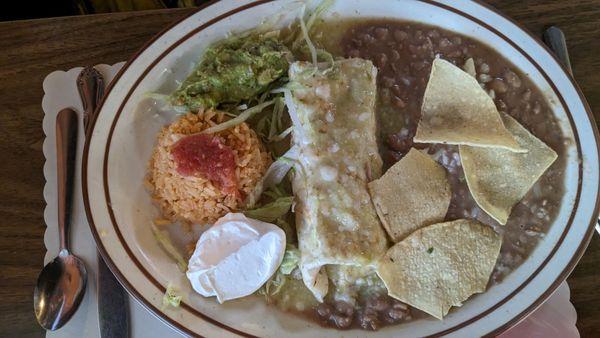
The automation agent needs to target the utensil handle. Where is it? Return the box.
[77,66,104,134]
[98,255,130,337]
[56,108,78,253]
[543,26,573,74]
[543,28,600,236]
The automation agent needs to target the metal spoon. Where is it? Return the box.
[34,108,88,330]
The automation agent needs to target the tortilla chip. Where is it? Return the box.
[460,113,558,224]
[376,219,501,320]
[414,58,524,152]
[368,148,451,242]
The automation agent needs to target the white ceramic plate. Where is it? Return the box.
[82,1,600,337]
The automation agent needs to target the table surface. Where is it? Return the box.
[1,1,599,337]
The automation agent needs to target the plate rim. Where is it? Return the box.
[81,0,600,337]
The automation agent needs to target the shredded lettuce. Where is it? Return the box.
[201,100,275,134]
[144,92,189,114]
[299,5,318,67]
[263,184,288,200]
[277,155,297,166]
[244,146,298,208]
[255,96,288,143]
[281,87,306,142]
[255,1,304,35]
[151,224,188,272]
[257,86,273,105]
[144,92,170,102]
[271,126,293,142]
[275,218,295,243]
[255,114,270,138]
[306,0,334,31]
[269,97,285,140]
[279,246,301,274]
[244,196,293,222]
[259,269,286,297]
[290,0,334,67]
[162,283,182,309]
[258,245,300,297]
[317,49,336,73]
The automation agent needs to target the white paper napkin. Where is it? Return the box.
[41,64,578,338]
[42,63,185,338]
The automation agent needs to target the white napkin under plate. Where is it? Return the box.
[42,63,184,338]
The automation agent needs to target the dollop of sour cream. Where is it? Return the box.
[186,213,286,303]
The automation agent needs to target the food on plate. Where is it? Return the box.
[186,213,285,303]
[460,113,558,224]
[171,133,238,195]
[288,58,388,302]
[376,219,502,319]
[368,148,451,242]
[162,283,183,309]
[148,111,271,224]
[143,2,567,331]
[414,58,523,152]
[244,195,293,222]
[151,223,187,272]
[462,57,476,77]
[171,34,291,110]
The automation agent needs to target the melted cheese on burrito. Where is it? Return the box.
[288,59,389,301]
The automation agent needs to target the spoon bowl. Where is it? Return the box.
[34,249,87,330]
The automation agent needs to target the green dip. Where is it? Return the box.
[171,35,291,110]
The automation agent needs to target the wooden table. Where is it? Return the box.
[1,2,599,337]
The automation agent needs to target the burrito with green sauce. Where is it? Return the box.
[288,59,389,302]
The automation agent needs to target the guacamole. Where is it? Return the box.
[172,35,291,110]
